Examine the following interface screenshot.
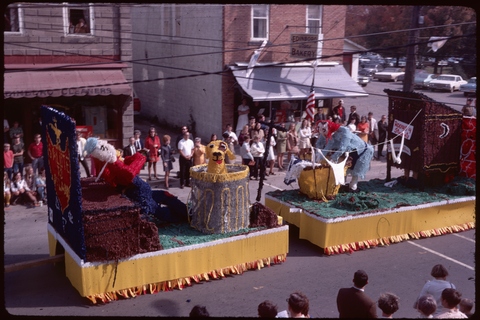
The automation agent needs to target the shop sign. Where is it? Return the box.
[290,33,318,58]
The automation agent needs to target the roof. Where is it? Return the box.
[230,63,368,101]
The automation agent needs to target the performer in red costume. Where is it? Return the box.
[85,137,188,223]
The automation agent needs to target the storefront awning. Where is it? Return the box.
[4,67,132,99]
[230,63,368,101]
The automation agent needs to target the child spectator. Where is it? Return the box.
[459,298,474,318]
[10,171,38,207]
[416,294,437,318]
[377,292,400,318]
[257,300,278,318]
[4,143,14,180]
[436,288,467,319]
[35,168,47,202]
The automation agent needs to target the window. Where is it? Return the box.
[307,5,322,34]
[4,3,22,33]
[161,4,180,38]
[63,3,93,35]
[252,5,268,40]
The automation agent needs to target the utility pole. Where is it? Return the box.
[403,6,421,92]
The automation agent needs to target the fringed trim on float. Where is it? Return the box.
[323,222,475,255]
[85,254,287,304]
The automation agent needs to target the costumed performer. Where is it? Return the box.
[84,137,188,223]
[321,126,374,192]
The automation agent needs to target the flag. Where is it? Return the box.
[246,40,268,78]
[305,88,315,121]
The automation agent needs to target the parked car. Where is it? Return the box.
[398,72,437,89]
[428,75,468,92]
[360,63,384,75]
[373,68,405,82]
[358,68,375,77]
[357,73,371,87]
[459,77,477,96]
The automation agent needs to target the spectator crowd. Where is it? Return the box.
[186,265,474,318]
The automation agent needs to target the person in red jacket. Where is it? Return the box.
[144,127,161,180]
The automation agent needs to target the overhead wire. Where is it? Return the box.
[4,3,476,108]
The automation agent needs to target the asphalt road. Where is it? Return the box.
[3,81,475,318]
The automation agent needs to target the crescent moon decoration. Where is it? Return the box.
[439,122,450,139]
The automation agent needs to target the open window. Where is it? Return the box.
[64,3,93,35]
[4,3,22,33]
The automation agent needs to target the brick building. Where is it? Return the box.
[4,3,134,149]
[131,4,366,141]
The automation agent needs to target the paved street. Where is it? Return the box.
[3,81,475,317]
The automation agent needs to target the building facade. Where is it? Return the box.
[4,3,134,149]
[131,4,364,141]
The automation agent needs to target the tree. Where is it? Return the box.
[345,5,476,65]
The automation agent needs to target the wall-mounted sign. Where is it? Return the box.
[290,33,318,58]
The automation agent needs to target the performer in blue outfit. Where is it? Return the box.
[322,126,374,192]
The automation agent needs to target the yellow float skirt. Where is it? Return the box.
[47,223,288,303]
[265,195,474,255]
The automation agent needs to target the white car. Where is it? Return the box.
[373,68,405,82]
[428,75,468,92]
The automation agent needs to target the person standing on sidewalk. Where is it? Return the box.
[192,137,206,166]
[145,127,161,180]
[377,115,388,159]
[4,143,14,181]
[367,112,378,147]
[11,134,25,177]
[177,128,194,188]
[27,133,44,175]
[160,135,174,190]
[250,135,265,180]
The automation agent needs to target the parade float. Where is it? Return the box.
[42,106,288,304]
[265,90,475,255]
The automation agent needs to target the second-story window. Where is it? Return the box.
[64,3,93,35]
[307,5,322,34]
[252,4,268,40]
[4,3,22,33]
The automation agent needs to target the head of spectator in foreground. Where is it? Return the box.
[431,264,449,279]
[287,291,309,317]
[258,300,278,318]
[189,305,209,317]
[459,298,474,316]
[353,269,369,288]
[441,288,462,309]
[417,294,437,317]
[377,292,400,318]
